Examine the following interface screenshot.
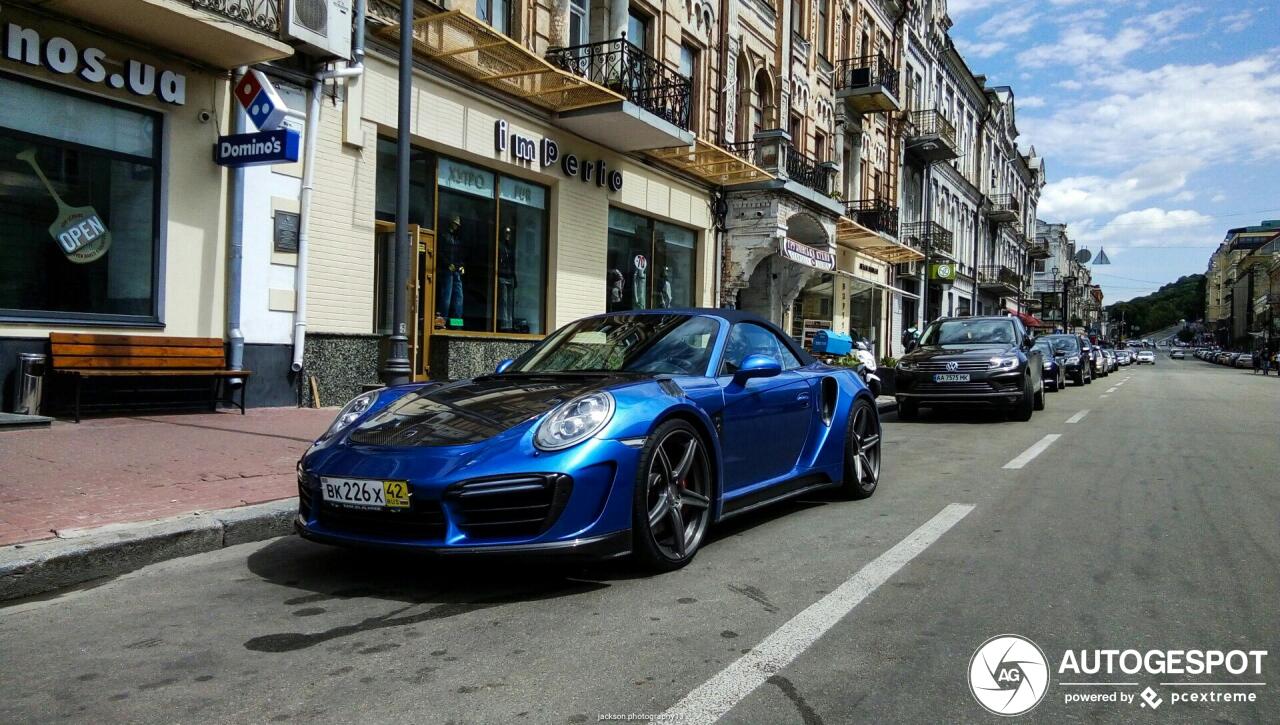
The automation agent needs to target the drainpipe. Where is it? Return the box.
[290,0,366,376]
[227,66,247,386]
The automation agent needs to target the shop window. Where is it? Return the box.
[607,208,696,312]
[496,177,548,333]
[0,77,160,323]
[374,136,435,228]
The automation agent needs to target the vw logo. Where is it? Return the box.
[946,361,960,372]
[968,635,1050,716]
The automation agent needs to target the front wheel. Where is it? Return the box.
[897,398,919,420]
[1010,375,1034,421]
[631,420,713,572]
[841,397,881,499]
[1033,376,1046,410]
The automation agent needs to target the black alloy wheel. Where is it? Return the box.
[842,397,881,499]
[632,420,713,571]
[1010,373,1035,421]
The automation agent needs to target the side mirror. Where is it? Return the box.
[731,354,782,386]
[494,358,515,374]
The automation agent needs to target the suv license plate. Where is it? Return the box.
[933,373,970,382]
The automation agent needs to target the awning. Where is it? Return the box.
[1009,310,1046,328]
[834,269,921,300]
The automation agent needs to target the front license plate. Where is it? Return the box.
[933,373,970,382]
[320,478,411,509]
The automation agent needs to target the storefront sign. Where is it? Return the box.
[780,238,835,271]
[16,147,111,263]
[213,129,300,167]
[3,21,186,105]
[930,262,957,283]
[494,119,623,192]
[232,69,288,131]
[439,158,495,198]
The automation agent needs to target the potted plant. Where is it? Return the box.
[878,356,897,396]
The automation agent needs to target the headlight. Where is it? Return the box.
[897,360,918,371]
[1042,359,1053,369]
[322,389,379,440]
[990,356,1020,370]
[534,392,615,451]
[1065,355,1080,365]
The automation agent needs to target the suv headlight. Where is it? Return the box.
[990,356,1020,370]
[897,360,918,371]
[1065,355,1080,365]
[322,389,379,440]
[535,392,615,451]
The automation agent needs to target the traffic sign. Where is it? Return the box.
[233,69,288,131]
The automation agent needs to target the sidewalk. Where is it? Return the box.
[0,407,335,547]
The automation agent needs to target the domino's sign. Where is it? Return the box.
[214,128,300,167]
[233,69,288,131]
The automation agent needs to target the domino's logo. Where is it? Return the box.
[234,70,288,132]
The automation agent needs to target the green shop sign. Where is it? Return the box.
[930,262,957,283]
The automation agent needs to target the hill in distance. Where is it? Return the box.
[1104,274,1206,338]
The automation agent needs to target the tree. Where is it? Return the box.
[1177,328,1195,343]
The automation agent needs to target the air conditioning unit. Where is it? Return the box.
[283,0,353,60]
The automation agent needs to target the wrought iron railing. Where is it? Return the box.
[908,110,956,149]
[546,38,692,130]
[979,265,1022,290]
[785,143,833,194]
[192,0,281,34]
[988,193,1019,217]
[833,53,898,96]
[846,199,899,237]
[720,139,760,164]
[901,221,954,257]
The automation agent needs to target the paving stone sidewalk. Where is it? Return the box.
[0,408,334,546]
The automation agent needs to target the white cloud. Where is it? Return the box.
[958,40,1008,58]
[1039,158,1201,220]
[1019,95,1047,108]
[1211,192,1228,203]
[1056,79,1084,90]
[1219,8,1256,32]
[947,0,1010,16]
[1089,208,1215,247]
[1017,25,1149,68]
[1172,190,1196,202]
[978,7,1038,36]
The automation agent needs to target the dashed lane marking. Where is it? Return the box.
[1003,434,1062,470]
[1066,410,1090,424]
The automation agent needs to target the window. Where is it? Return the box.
[627,10,648,50]
[569,0,589,45]
[721,323,800,375]
[789,112,802,144]
[374,137,434,228]
[817,0,829,57]
[0,76,160,323]
[607,208,696,312]
[679,43,699,133]
[476,0,510,34]
[753,69,772,134]
[815,131,826,163]
[791,0,804,36]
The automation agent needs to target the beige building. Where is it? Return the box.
[0,1,292,411]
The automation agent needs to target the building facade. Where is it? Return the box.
[1204,221,1279,349]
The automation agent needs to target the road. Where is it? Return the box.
[2,356,1278,724]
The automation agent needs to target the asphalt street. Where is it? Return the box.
[2,356,1277,724]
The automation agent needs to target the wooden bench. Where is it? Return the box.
[50,333,251,422]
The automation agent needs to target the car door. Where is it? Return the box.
[717,323,812,491]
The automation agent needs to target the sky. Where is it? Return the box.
[948,0,1280,304]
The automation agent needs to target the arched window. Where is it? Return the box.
[736,54,751,142]
[752,69,773,136]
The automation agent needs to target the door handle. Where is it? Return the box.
[795,391,810,407]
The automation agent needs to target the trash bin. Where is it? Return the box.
[12,352,46,415]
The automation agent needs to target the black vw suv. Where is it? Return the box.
[894,316,1045,421]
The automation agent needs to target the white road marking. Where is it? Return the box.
[1066,409,1090,424]
[659,504,975,725]
[1107,387,1118,393]
[1003,434,1062,470]
[1100,394,1110,398]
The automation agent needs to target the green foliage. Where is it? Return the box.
[1176,328,1196,343]
[880,356,898,367]
[1105,274,1206,337]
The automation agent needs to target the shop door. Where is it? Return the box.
[408,227,436,380]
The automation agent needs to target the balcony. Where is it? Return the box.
[837,201,922,264]
[905,110,958,162]
[978,265,1022,295]
[384,9,621,115]
[547,38,695,151]
[833,54,901,114]
[1026,238,1051,260]
[901,221,954,259]
[784,144,836,196]
[45,0,293,68]
[986,194,1020,223]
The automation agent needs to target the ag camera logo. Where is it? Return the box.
[969,634,1050,716]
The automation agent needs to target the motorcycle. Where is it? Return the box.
[852,340,882,398]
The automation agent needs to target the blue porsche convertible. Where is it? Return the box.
[296,309,882,570]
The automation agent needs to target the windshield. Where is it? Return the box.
[920,319,1018,347]
[1036,336,1080,354]
[510,314,720,375]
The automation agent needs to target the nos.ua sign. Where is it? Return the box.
[780,238,835,271]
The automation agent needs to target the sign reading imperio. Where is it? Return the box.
[2,20,186,104]
[494,119,622,193]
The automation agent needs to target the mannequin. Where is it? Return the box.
[658,266,673,308]
[632,254,648,309]
[439,215,465,327]
[497,226,517,331]
[608,268,625,310]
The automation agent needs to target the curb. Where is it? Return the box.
[0,498,298,603]
[876,398,898,414]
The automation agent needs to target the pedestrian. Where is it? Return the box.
[1253,350,1262,374]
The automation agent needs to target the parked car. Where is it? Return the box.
[1227,352,1243,366]
[1235,353,1253,369]
[895,316,1045,421]
[1037,334,1092,386]
[1092,345,1110,378]
[296,310,882,571]
[1032,338,1067,392]
[1170,349,1185,359]
[1114,350,1131,365]
[1103,349,1118,373]
[1136,350,1156,365]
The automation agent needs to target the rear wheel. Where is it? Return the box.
[1033,376,1046,410]
[897,398,918,420]
[841,398,881,500]
[631,420,713,572]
